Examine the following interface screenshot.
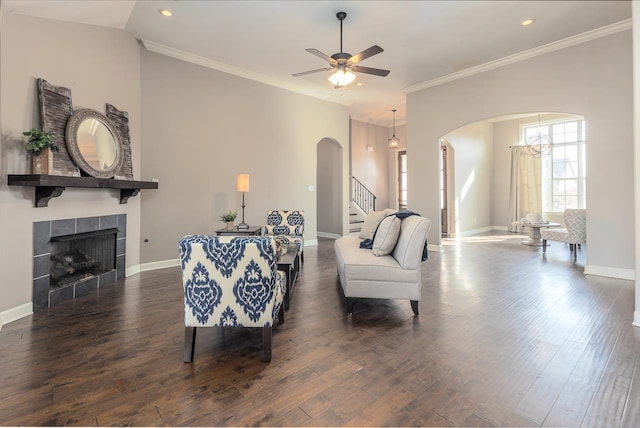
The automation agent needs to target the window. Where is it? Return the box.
[398,151,407,209]
[523,118,586,213]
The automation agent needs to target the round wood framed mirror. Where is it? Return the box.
[65,109,124,179]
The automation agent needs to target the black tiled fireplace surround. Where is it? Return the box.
[33,214,126,311]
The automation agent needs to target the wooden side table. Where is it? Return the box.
[215,225,262,236]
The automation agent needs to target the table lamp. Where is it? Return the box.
[237,174,250,230]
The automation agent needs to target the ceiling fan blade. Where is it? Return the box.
[292,67,333,77]
[351,65,390,77]
[306,48,337,65]
[350,45,384,63]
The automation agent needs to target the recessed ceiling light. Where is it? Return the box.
[357,82,363,86]
[521,18,535,26]
[159,9,173,17]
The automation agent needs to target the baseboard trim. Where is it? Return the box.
[427,243,442,253]
[305,239,318,247]
[459,226,495,237]
[0,303,33,331]
[584,265,635,280]
[317,232,340,239]
[633,311,640,328]
[126,265,141,277]
[138,259,180,273]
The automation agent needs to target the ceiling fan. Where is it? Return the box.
[292,11,390,87]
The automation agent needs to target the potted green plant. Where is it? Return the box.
[220,210,238,230]
[23,128,59,175]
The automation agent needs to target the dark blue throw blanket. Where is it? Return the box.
[359,210,429,261]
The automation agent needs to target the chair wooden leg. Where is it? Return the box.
[570,244,574,252]
[346,297,355,315]
[278,304,285,325]
[184,327,196,363]
[411,300,419,316]
[542,239,547,253]
[262,326,272,362]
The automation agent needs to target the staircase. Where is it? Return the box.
[350,176,376,235]
[349,206,365,234]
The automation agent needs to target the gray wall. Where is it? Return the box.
[317,138,342,236]
[0,12,351,321]
[492,113,582,228]
[442,120,493,235]
[139,50,350,264]
[350,119,392,210]
[0,14,142,317]
[408,31,634,276]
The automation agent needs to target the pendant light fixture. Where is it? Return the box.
[389,109,400,149]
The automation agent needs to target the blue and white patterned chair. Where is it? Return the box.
[178,235,286,362]
[541,209,586,260]
[263,210,305,262]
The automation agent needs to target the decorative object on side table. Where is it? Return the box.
[23,128,59,175]
[220,210,238,231]
[236,173,250,230]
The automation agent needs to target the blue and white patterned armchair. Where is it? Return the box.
[263,210,305,262]
[178,235,286,362]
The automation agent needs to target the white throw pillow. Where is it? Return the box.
[372,216,401,256]
[358,210,390,240]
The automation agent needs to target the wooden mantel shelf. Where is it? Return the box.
[7,174,159,207]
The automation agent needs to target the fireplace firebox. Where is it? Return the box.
[33,214,126,311]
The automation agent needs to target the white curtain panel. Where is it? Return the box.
[507,147,542,232]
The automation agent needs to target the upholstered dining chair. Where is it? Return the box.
[178,235,286,363]
[541,209,586,260]
[263,210,305,262]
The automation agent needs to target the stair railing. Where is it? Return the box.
[352,176,376,214]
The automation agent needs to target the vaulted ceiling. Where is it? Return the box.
[3,1,632,126]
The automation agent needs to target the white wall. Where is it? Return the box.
[139,50,350,264]
[0,14,142,319]
[442,121,493,235]
[408,31,633,277]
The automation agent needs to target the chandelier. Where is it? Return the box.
[524,113,553,157]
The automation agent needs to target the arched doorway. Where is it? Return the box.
[439,112,585,238]
[317,138,343,237]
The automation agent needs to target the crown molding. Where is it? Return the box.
[139,39,350,107]
[406,19,632,94]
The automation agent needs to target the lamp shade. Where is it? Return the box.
[328,69,356,87]
[236,174,250,192]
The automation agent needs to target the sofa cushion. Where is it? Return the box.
[372,216,402,256]
[358,209,397,240]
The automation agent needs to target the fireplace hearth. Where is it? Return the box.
[33,215,126,311]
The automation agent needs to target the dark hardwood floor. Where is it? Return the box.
[1,231,639,427]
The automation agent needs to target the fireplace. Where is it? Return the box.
[33,214,126,311]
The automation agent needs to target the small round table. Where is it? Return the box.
[512,221,561,246]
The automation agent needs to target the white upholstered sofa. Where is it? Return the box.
[334,210,432,315]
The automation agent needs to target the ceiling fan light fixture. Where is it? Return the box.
[328,68,356,87]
